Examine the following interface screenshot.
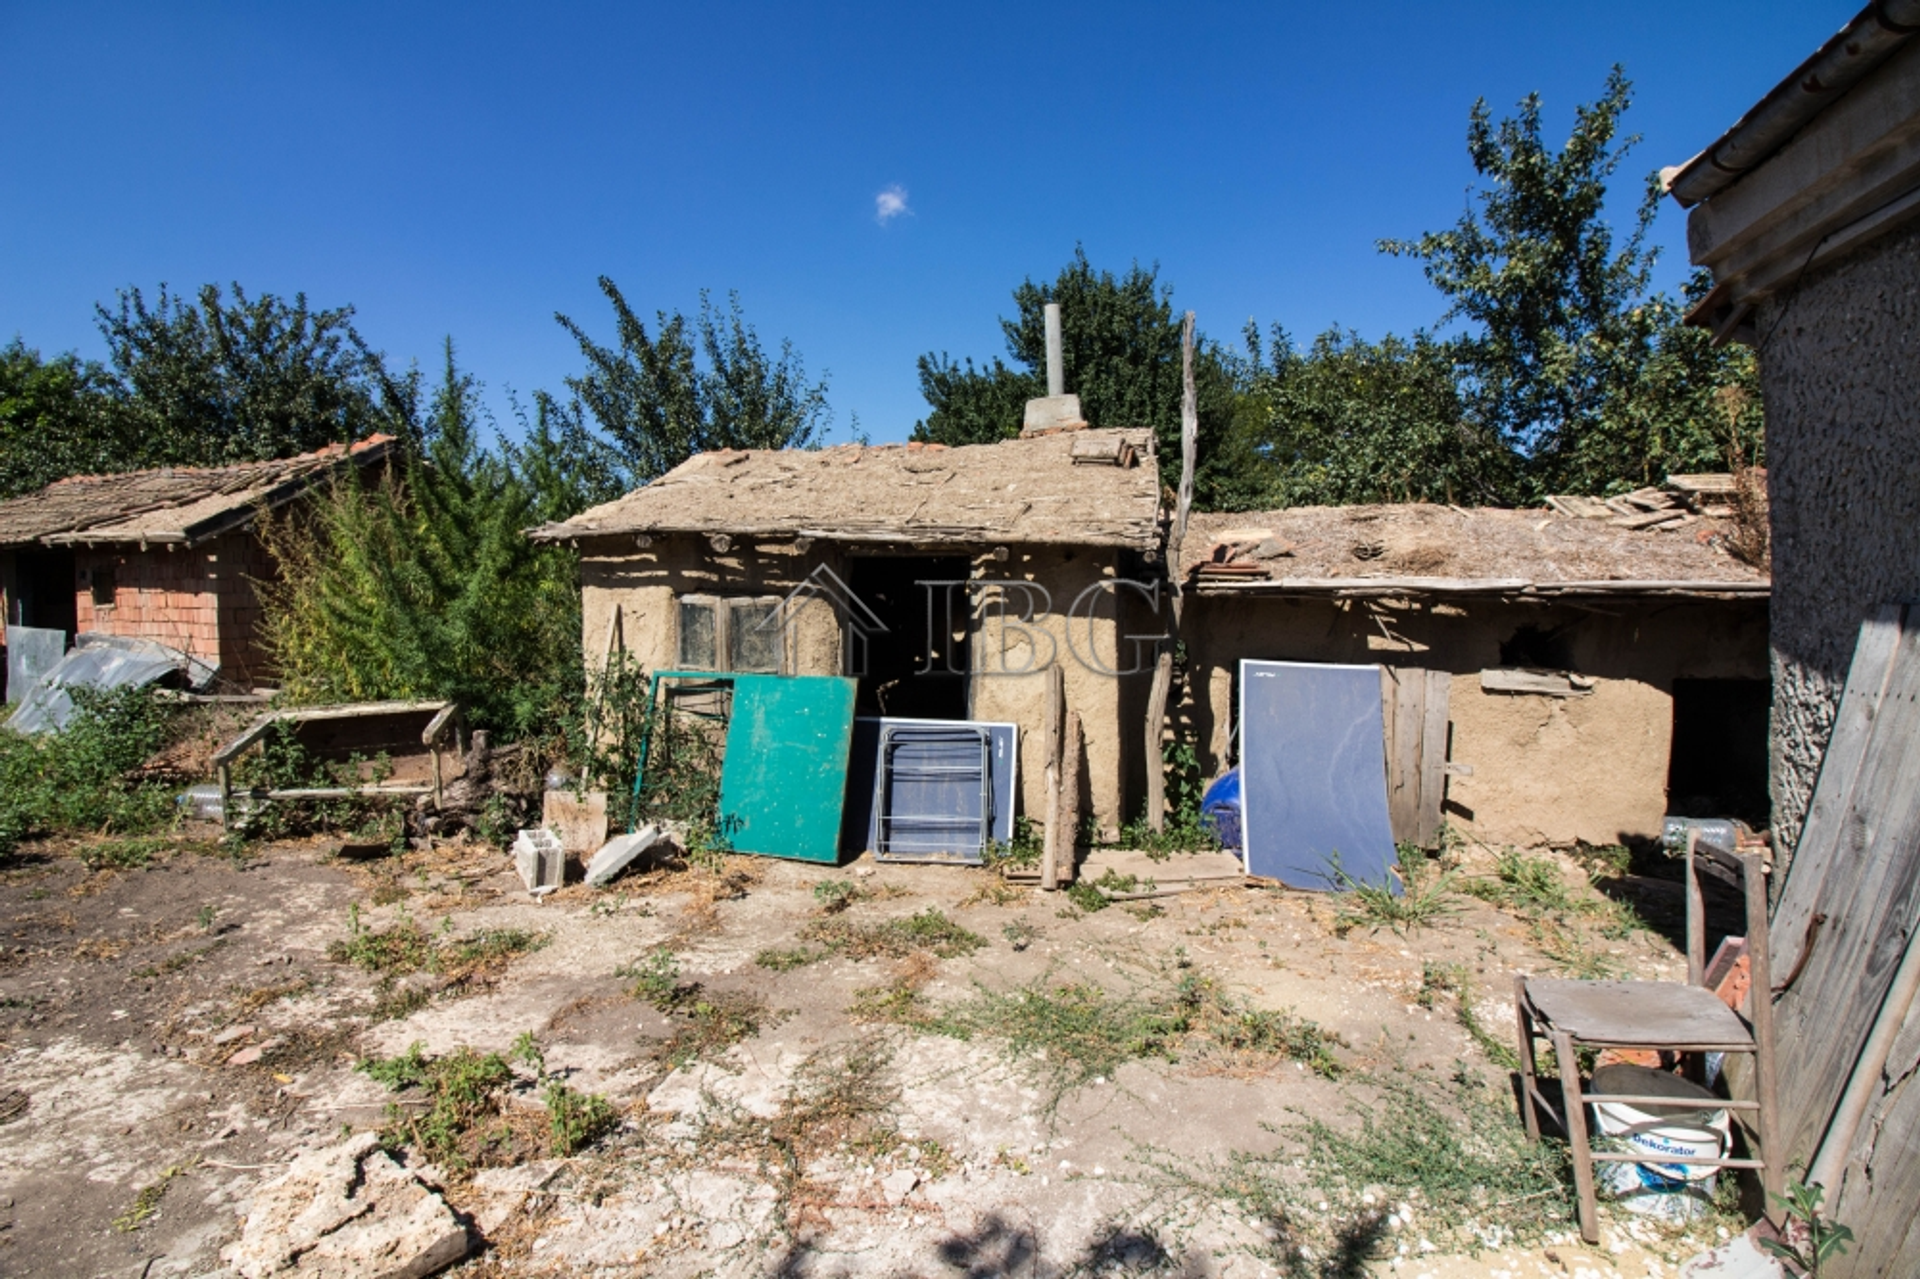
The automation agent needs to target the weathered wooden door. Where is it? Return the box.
[1379,667,1451,848]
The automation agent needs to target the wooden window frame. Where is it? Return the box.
[675,594,787,674]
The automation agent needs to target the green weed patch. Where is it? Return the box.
[621,946,779,1068]
[1139,1068,1573,1271]
[923,962,1342,1111]
[800,908,986,960]
[1334,845,1459,935]
[359,1034,619,1169]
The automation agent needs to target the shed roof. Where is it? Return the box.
[0,436,395,550]
[529,428,1164,550]
[1180,503,1770,599]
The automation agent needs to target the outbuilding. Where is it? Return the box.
[1175,502,1770,849]
[0,435,393,696]
[529,428,1165,837]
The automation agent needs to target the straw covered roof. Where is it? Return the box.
[0,436,395,550]
[1181,503,1769,598]
[530,428,1164,550]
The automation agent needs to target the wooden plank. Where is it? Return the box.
[1546,495,1614,520]
[1416,669,1450,847]
[1667,473,1738,495]
[1774,603,1909,970]
[211,715,281,766]
[1040,664,1065,891]
[1382,668,1422,845]
[1830,1062,1920,1279]
[1771,617,1920,1169]
[1480,668,1595,697]
[254,785,434,799]
[1609,509,1688,531]
[1077,849,1245,884]
[1144,651,1174,832]
[1059,710,1083,886]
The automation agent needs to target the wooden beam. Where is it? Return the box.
[1480,668,1595,697]
[1040,664,1065,891]
[1060,710,1083,886]
[1145,311,1199,834]
[1416,668,1451,847]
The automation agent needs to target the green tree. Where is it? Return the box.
[555,279,831,487]
[0,340,134,498]
[1379,68,1760,498]
[912,248,1268,509]
[259,341,587,735]
[96,282,416,468]
[1243,325,1512,506]
[1554,271,1763,493]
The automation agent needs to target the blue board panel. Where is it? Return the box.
[841,717,1016,859]
[1239,660,1399,893]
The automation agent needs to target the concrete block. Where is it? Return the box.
[511,828,566,893]
[1021,394,1087,434]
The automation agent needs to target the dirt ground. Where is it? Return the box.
[0,825,1752,1278]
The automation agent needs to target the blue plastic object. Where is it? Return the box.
[1200,767,1242,851]
[1239,659,1400,894]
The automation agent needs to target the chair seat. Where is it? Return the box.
[1524,977,1754,1049]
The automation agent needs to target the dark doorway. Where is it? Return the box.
[10,549,77,636]
[1667,678,1771,828]
[849,555,970,720]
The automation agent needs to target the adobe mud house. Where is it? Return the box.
[1174,502,1770,849]
[0,436,394,696]
[530,428,1165,837]
[535,428,1772,853]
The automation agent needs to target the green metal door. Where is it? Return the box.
[717,674,856,863]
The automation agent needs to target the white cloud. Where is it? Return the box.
[874,184,909,225]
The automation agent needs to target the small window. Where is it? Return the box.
[729,600,781,672]
[91,566,116,609]
[678,599,717,669]
[676,594,784,673]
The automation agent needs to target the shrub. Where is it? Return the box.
[0,687,176,854]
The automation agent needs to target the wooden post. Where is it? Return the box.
[1686,830,1706,987]
[1041,664,1066,890]
[1745,849,1785,1212]
[1059,710,1083,883]
[1145,311,1200,833]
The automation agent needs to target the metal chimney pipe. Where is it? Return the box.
[1044,302,1064,397]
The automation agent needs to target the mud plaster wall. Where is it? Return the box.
[966,545,1145,838]
[1753,219,1920,859]
[70,533,275,683]
[1174,594,1768,847]
[578,537,1143,836]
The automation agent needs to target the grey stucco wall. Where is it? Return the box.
[1756,218,1920,856]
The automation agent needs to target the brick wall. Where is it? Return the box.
[72,533,277,685]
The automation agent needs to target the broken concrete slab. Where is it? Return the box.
[224,1131,472,1279]
[511,828,565,893]
[584,826,662,887]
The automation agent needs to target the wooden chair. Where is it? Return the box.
[1514,831,1781,1243]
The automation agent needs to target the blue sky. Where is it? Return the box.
[1,2,1841,444]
